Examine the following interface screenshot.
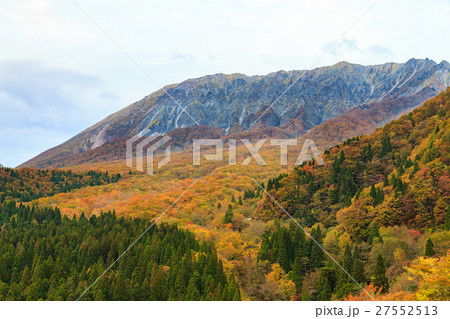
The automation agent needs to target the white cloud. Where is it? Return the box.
[0,60,121,167]
[0,60,105,129]
[324,38,393,62]
[0,0,449,166]
[0,126,74,168]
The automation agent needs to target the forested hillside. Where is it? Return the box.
[0,202,241,301]
[1,89,449,301]
[0,166,121,203]
[252,88,450,300]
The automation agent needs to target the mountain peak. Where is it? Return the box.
[334,60,353,68]
[439,60,450,68]
[19,59,450,169]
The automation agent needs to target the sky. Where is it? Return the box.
[0,0,449,167]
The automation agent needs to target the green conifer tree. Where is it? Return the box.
[19,266,32,290]
[373,253,389,293]
[370,185,377,202]
[424,238,435,257]
[383,172,389,187]
[292,257,303,291]
[342,245,353,273]
[112,274,128,301]
[380,136,392,157]
[351,258,366,284]
[184,277,200,301]
[310,226,324,269]
[276,230,291,272]
[150,265,168,301]
[444,206,450,231]
[301,288,310,301]
[224,205,233,224]
[367,223,381,244]
[314,275,331,301]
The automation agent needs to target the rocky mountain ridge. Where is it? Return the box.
[20,58,450,169]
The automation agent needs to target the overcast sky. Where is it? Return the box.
[0,0,449,167]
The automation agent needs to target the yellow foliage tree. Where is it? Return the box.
[265,263,296,300]
[404,252,450,301]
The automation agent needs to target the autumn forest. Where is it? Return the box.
[1,89,450,301]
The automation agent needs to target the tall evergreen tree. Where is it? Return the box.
[19,266,32,290]
[373,253,389,293]
[112,274,128,301]
[292,257,303,292]
[383,172,390,187]
[276,231,291,272]
[380,136,392,157]
[314,275,332,301]
[444,206,450,231]
[367,223,381,244]
[185,277,201,301]
[351,258,366,284]
[150,265,168,301]
[172,270,187,300]
[301,288,310,301]
[424,238,435,257]
[370,185,377,202]
[310,226,324,269]
[224,205,233,224]
[342,245,353,273]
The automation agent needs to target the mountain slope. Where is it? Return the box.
[20,58,450,169]
[0,165,121,203]
[20,88,450,301]
[258,88,450,231]
[251,88,450,300]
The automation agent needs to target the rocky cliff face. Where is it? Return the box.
[20,58,450,168]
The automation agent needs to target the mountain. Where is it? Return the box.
[258,88,450,230]
[253,88,450,300]
[20,58,450,169]
[4,89,449,301]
